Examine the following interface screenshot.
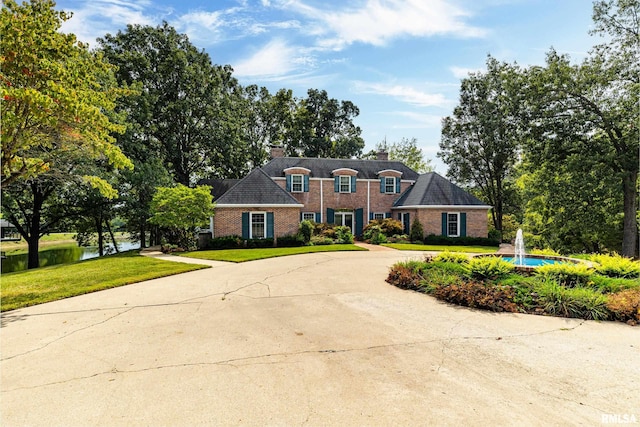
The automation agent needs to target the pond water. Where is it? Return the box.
[1,241,140,273]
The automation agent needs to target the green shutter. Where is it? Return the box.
[460,213,467,237]
[403,213,410,235]
[286,174,292,192]
[355,208,364,236]
[380,177,385,193]
[369,212,374,220]
[441,212,448,236]
[304,175,309,192]
[334,177,339,192]
[351,176,357,192]
[395,177,401,193]
[266,212,274,238]
[385,212,391,218]
[315,212,321,223]
[327,208,335,224]
[242,212,249,239]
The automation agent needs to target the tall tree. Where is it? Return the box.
[98,22,242,184]
[288,89,365,158]
[0,0,132,269]
[524,0,639,257]
[367,137,433,172]
[0,0,131,187]
[439,57,524,238]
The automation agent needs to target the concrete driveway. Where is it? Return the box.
[1,249,638,426]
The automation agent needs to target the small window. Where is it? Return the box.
[384,177,396,193]
[339,175,351,193]
[373,213,385,221]
[251,212,266,239]
[291,174,303,192]
[302,212,315,222]
[447,213,459,237]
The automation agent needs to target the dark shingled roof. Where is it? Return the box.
[216,168,301,205]
[197,179,241,200]
[261,157,420,181]
[394,173,489,207]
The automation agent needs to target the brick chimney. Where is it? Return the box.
[270,145,285,159]
[376,150,389,161]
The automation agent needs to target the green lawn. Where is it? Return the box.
[1,251,209,312]
[180,244,367,263]
[382,243,498,253]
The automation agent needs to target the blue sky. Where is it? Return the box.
[56,0,600,173]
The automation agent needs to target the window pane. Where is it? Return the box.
[302,212,315,221]
[339,176,350,192]
[448,213,458,236]
[385,177,395,193]
[291,175,303,192]
[251,213,265,239]
[373,213,385,220]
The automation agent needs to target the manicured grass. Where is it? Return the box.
[382,243,498,253]
[1,251,209,312]
[180,244,367,263]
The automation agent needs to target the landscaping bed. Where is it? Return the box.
[386,252,640,325]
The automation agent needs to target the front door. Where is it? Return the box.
[335,212,354,233]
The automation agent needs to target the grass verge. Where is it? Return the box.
[180,244,367,263]
[382,243,497,253]
[1,251,209,312]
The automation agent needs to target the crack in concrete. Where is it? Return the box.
[1,301,203,362]
[3,323,591,393]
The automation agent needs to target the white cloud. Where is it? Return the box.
[233,38,308,78]
[390,112,444,129]
[353,81,451,108]
[284,0,487,50]
[59,0,159,45]
[449,66,485,79]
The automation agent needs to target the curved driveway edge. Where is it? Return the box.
[2,250,638,426]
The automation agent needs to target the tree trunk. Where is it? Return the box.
[26,183,45,269]
[621,170,638,258]
[139,221,146,249]
[106,220,119,254]
[96,215,104,257]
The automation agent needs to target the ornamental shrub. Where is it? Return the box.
[534,263,594,288]
[468,257,515,280]
[434,251,469,264]
[409,218,423,243]
[606,289,640,325]
[335,226,354,244]
[536,280,609,320]
[299,220,314,244]
[433,281,519,312]
[589,254,640,279]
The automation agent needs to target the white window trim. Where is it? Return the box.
[372,212,385,221]
[447,212,460,237]
[291,174,304,193]
[339,175,351,193]
[302,212,316,221]
[250,211,267,239]
[384,176,396,194]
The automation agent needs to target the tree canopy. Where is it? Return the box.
[0,0,132,190]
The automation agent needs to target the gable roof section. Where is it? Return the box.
[215,168,303,206]
[394,173,491,208]
[261,157,420,181]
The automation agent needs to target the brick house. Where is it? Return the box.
[204,148,491,243]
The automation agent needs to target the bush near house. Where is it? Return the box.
[386,253,640,325]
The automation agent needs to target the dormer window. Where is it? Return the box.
[339,176,351,193]
[384,177,396,193]
[291,174,303,192]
